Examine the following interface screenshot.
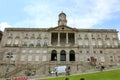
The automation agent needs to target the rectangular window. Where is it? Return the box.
[35,56,40,61]
[118,56,120,62]
[97,34,101,39]
[21,55,26,61]
[112,34,116,38]
[44,42,48,46]
[31,33,35,38]
[15,39,19,44]
[92,41,95,46]
[42,56,46,61]
[78,41,82,45]
[85,34,88,38]
[85,40,89,47]
[22,41,27,47]
[28,55,32,61]
[114,41,118,47]
[36,40,41,47]
[7,39,12,44]
[110,56,114,62]
[106,41,110,46]
[100,56,105,62]
[24,34,28,38]
[37,34,41,39]
[8,33,13,38]
[29,40,34,47]
[36,50,40,54]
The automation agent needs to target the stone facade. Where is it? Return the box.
[0,12,120,77]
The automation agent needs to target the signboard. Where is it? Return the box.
[13,77,28,80]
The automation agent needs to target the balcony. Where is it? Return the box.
[24,36,29,39]
[84,37,89,40]
[105,37,110,40]
[22,44,27,47]
[92,37,95,39]
[77,37,82,40]
[79,45,83,48]
[13,44,19,47]
[7,36,13,38]
[5,44,11,47]
[36,44,41,47]
[84,45,89,48]
[15,36,20,38]
[29,44,34,47]
[37,37,41,39]
[97,37,102,40]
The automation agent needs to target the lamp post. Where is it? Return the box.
[48,59,51,74]
[54,56,57,76]
[54,56,57,67]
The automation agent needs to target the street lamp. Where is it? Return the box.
[54,56,57,61]
[48,59,51,74]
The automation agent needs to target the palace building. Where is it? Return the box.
[0,12,120,77]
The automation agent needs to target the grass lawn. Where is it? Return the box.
[37,69,120,80]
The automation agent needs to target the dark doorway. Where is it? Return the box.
[69,50,75,61]
[60,50,66,61]
[51,50,57,61]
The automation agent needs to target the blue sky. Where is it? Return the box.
[0,0,120,37]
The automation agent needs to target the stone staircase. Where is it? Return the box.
[0,62,46,78]
[0,64,27,78]
[0,61,97,78]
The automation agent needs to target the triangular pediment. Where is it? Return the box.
[48,25,78,32]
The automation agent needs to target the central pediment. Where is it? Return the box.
[48,25,78,32]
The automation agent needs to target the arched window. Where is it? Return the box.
[69,50,75,61]
[51,50,57,61]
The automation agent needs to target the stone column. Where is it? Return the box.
[57,52,60,61]
[74,33,77,45]
[49,33,51,46]
[66,52,69,62]
[58,33,60,46]
[66,33,68,45]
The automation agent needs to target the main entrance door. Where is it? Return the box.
[60,50,66,61]
[69,50,75,61]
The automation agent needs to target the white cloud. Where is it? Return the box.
[12,0,120,29]
[0,22,12,31]
[68,0,120,28]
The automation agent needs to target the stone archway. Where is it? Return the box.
[69,50,75,61]
[51,50,57,61]
[60,50,66,61]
